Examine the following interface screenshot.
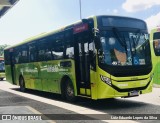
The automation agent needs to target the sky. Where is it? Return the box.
[0,0,160,45]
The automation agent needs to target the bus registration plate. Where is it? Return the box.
[129,90,139,96]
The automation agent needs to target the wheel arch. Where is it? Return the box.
[60,75,77,96]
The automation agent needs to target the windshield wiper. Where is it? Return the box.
[112,27,127,52]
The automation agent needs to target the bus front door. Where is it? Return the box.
[74,33,91,97]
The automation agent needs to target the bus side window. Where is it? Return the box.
[29,43,37,62]
[45,48,52,61]
[37,38,52,61]
[4,50,10,65]
[14,47,21,64]
[51,33,64,60]
[38,49,45,61]
[52,46,64,60]
[65,30,74,59]
[20,45,29,63]
[66,46,74,59]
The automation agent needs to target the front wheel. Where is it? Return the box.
[64,79,76,102]
[19,77,26,92]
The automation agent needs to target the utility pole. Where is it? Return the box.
[79,0,82,20]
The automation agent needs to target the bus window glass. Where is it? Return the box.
[153,32,160,56]
[66,47,74,58]
[99,31,150,66]
[14,48,21,64]
[84,43,89,53]
[0,60,5,71]
[4,50,10,65]
[51,41,64,60]
[20,45,28,63]
[65,30,74,59]
[38,39,52,61]
[45,49,52,60]
[153,32,160,40]
[101,17,146,29]
[29,44,37,62]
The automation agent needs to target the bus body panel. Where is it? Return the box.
[13,59,77,94]
[150,28,160,84]
[4,65,12,82]
[95,66,152,99]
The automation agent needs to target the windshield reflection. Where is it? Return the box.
[99,30,150,66]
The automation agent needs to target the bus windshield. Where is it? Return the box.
[0,60,5,71]
[99,30,150,66]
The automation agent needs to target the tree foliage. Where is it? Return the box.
[0,44,9,57]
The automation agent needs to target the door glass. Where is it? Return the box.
[78,43,82,54]
[84,43,89,53]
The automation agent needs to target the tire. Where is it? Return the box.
[64,79,76,102]
[19,77,26,92]
[0,78,3,81]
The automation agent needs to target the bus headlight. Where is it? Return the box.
[150,73,154,81]
[100,75,112,86]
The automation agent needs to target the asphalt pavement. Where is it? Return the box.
[0,81,160,123]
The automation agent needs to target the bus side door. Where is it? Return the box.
[74,31,92,96]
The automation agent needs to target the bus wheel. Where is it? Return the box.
[19,77,26,92]
[65,79,76,102]
[0,78,3,81]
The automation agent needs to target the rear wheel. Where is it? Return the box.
[64,79,76,102]
[19,77,26,92]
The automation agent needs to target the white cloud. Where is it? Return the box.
[145,12,160,32]
[113,9,118,14]
[122,0,160,12]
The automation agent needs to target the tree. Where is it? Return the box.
[0,44,9,57]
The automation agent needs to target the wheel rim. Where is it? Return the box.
[66,83,74,97]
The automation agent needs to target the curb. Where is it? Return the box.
[153,84,160,88]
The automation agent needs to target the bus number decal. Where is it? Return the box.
[47,65,68,73]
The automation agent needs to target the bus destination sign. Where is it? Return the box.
[73,23,88,34]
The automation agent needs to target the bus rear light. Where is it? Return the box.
[100,75,112,86]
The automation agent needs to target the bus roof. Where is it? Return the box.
[5,15,145,50]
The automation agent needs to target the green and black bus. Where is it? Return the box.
[4,15,153,101]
